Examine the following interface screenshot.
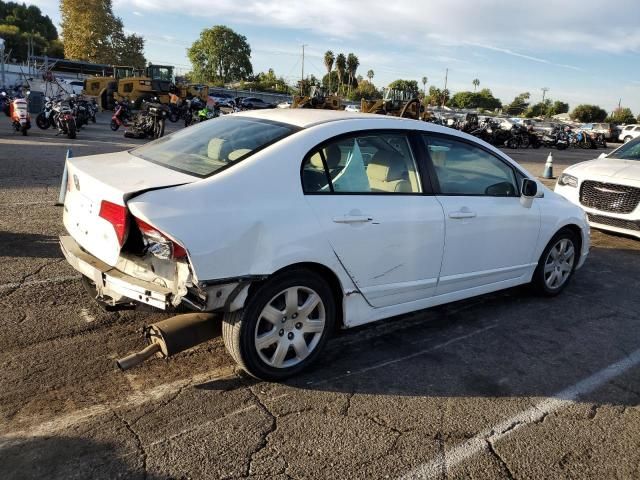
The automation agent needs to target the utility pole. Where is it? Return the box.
[442,68,448,108]
[300,44,308,95]
[541,87,549,103]
[0,38,5,88]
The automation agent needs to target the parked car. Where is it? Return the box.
[618,124,640,143]
[60,110,589,380]
[555,137,640,239]
[344,104,361,112]
[241,97,275,109]
[581,123,615,141]
[208,92,234,108]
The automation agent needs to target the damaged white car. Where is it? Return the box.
[61,109,590,380]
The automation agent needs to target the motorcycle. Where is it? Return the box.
[111,100,132,131]
[124,98,167,139]
[197,103,221,122]
[36,96,56,129]
[183,97,205,127]
[9,96,31,136]
[167,103,180,123]
[52,99,77,139]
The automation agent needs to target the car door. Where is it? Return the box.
[302,131,445,308]
[421,134,541,296]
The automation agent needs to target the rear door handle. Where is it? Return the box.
[449,210,477,219]
[333,215,373,224]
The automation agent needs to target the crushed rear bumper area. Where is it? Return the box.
[60,235,172,309]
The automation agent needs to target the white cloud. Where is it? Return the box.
[124,0,640,56]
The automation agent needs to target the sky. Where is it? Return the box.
[31,0,640,113]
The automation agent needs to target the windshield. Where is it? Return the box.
[131,116,297,177]
[608,138,640,161]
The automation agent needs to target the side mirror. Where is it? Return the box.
[521,178,538,198]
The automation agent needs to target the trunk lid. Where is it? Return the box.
[63,150,197,266]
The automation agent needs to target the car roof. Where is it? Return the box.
[233,108,417,128]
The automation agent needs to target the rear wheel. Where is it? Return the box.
[21,125,28,136]
[222,269,335,381]
[531,229,578,296]
[110,119,119,131]
[36,112,50,129]
[624,136,632,143]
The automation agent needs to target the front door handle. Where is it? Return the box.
[449,210,477,219]
[333,215,373,224]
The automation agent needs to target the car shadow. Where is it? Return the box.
[195,246,640,408]
[0,435,161,480]
[0,231,62,258]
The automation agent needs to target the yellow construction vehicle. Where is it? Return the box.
[293,86,343,110]
[116,64,175,108]
[361,88,429,120]
[176,83,209,102]
[82,66,137,111]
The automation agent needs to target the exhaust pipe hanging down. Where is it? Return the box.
[116,313,218,370]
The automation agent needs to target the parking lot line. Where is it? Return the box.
[398,347,640,479]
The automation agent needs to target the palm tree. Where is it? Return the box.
[367,69,374,83]
[324,50,335,94]
[422,76,428,97]
[346,53,359,94]
[472,78,480,92]
[335,53,346,95]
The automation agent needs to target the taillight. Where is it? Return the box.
[99,200,128,246]
[135,217,186,260]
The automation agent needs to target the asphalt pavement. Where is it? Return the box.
[0,113,638,480]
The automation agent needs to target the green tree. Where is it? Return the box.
[346,53,359,94]
[0,1,60,61]
[188,26,252,83]
[324,50,334,92]
[606,107,635,124]
[549,100,569,116]
[505,92,531,115]
[472,78,480,92]
[570,104,607,123]
[60,0,145,65]
[388,79,420,97]
[335,53,346,95]
[447,88,502,110]
[367,69,374,83]
[421,76,428,97]
[525,99,552,118]
[347,79,382,101]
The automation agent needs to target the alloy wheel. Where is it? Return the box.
[543,238,575,289]
[254,286,326,369]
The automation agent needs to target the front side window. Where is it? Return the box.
[608,137,640,160]
[423,135,517,196]
[302,132,421,194]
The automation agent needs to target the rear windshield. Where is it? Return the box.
[608,137,640,161]
[131,116,297,177]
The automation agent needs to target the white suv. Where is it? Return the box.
[619,124,640,143]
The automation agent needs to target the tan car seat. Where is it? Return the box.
[366,151,412,192]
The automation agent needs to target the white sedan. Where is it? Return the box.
[60,109,589,380]
[555,138,640,239]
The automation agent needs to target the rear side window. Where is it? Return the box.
[302,132,422,194]
[423,135,518,196]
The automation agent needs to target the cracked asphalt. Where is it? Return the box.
[1,113,639,479]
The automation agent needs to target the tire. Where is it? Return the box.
[169,111,179,123]
[36,112,50,129]
[222,269,336,381]
[21,125,28,136]
[556,143,567,151]
[531,229,579,297]
[110,119,119,131]
[624,136,632,143]
[67,121,77,139]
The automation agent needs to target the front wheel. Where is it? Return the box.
[531,229,578,296]
[67,121,77,139]
[21,124,28,136]
[222,269,336,381]
[36,113,50,129]
[624,136,632,143]
[110,119,119,131]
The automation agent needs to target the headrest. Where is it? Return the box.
[207,138,224,160]
[324,144,342,169]
[367,151,406,182]
[309,152,324,169]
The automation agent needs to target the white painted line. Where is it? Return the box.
[0,365,237,442]
[308,324,499,386]
[2,201,57,206]
[398,348,640,479]
[0,275,80,293]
